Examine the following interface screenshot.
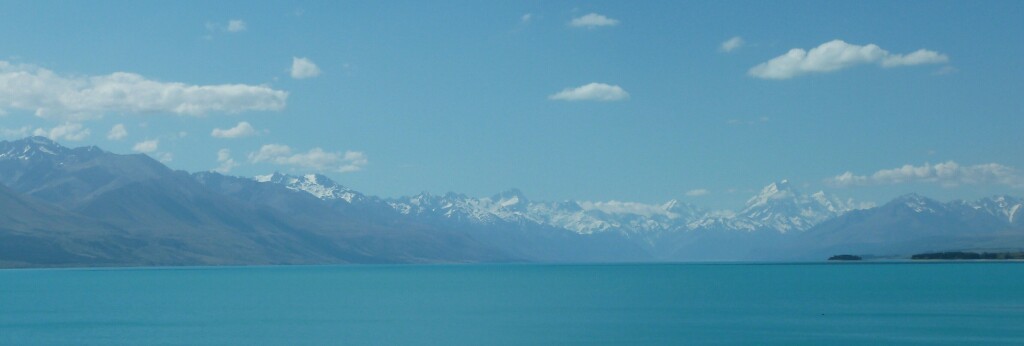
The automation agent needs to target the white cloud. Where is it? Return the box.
[549,83,629,102]
[521,13,533,23]
[205,20,247,35]
[156,152,173,163]
[227,20,247,33]
[211,121,257,138]
[33,122,90,141]
[132,139,159,153]
[569,13,619,28]
[0,60,288,121]
[107,123,127,140]
[577,200,680,218]
[827,161,1024,189]
[720,36,744,53]
[214,148,239,173]
[290,57,321,79]
[880,49,948,67]
[749,39,949,79]
[0,126,31,139]
[248,144,367,173]
[685,189,710,197]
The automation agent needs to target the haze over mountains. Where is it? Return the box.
[1,137,1022,267]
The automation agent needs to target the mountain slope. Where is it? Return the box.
[1,137,1022,266]
[774,194,1024,259]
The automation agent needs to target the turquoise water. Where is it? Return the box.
[2,263,1023,345]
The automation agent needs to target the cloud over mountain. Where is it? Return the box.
[0,60,288,120]
[132,139,159,153]
[106,124,127,140]
[215,148,239,173]
[828,161,1024,188]
[249,144,367,173]
[33,122,90,141]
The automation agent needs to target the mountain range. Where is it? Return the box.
[1,136,1022,267]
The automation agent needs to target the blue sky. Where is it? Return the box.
[0,1,1022,209]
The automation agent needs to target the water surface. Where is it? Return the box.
[2,262,1023,345]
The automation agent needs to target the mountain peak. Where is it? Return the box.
[889,193,943,213]
[302,173,333,185]
[663,199,679,210]
[745,180,797,208]
[489,189,528,210]
[254,172,361,202]
[253,171,290,184]
[0,136,82,161]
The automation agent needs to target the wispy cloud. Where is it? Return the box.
[827,161,1024,188]
[290,57,321,79]
[727,116,770,126]
[934,65,958,75]
[749,39,949,79]
[214,148,239,173]
[569,13,619,28]
[107,123,127,140]
[720,36,744,53]
[549,83,629,102]
[249,144,367,173]
[205,19,247,36]
[685,189,710,197]
[0,60,287,121]
[0,126,31,139]
[521,13,533,23]
[226,20,247,33]
[211,121,257,138]
[156,152,173,163]
[33,122,90,141]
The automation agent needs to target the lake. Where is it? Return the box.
[2,262,1023,345]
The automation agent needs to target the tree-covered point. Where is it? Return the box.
[828,255,862,261]
[911,252,1024,260]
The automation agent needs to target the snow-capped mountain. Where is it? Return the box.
[254,172,366,203]
[258,173,864,236]
[387,189,543,225]
[240,168,1024,262]
[4,136,1024,267]
[0,136,103,163]
[957,195,1023,224]
[369,179,859,236]
[732,180,859,233]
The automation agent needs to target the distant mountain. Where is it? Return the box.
[0,136,167,208]
[254,172,368,203]
[1,137,1022,267]
[773,194,1024,260]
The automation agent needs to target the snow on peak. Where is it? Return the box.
[253,172,288,183]
[382,181,862,236]
[254,172,362,202]
[735,181,857,233]
[0,136,91,162]
[892,193,942,213]
[745,180,796,208]
[966,195,1024,223]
